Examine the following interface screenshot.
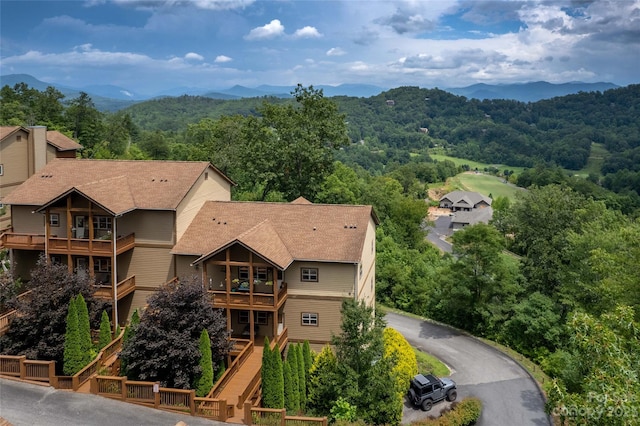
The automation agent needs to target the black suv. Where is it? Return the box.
[407,373,457,411]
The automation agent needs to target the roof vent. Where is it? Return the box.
[344,225,348,228]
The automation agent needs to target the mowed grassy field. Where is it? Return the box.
[448,173,524,200]
[428,153,527,175]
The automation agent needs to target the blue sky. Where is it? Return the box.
[1,0,639,95]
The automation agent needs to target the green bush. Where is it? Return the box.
[383,327,418,396]
[411,397,482,426]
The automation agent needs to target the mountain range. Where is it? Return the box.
[0,73,620,111]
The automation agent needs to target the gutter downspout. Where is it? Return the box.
[112,216,118,333]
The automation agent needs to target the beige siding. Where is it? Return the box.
[175,254,199,279]
[284,296,344,344]
[9,206,45,233]
[129,290,154,318]
[126,246,174,289]
[175,167,232,241]
[118,210,174,243]
[356,217,377,307]
[285,261,355,298]
[1,130,31,198]
[46,144,57,163]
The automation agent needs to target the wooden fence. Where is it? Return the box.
[244,403,327,426]
[0,328,124,391]
[90,375,232,421]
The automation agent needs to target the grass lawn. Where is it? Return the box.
[428,153,527,175]
[573,142,608,178]
[448,173,525,200]
[415,347,450,377]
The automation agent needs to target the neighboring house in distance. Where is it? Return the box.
[0,126,82,231]
[171,197,378,349]
[1,158,234,325]
[439,191,493,230]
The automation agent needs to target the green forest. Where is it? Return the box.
[1,82,639,424]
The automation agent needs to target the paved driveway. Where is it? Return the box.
[0,378,225,426]
[387,312,551,426]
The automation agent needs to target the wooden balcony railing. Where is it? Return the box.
[48,233,135,255]
[93,275,135,301]
[0,233,45,250]
[208,282,288,310]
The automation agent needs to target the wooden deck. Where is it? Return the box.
[217,345,263,424]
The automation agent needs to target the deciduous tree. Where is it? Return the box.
[120,276,230,389]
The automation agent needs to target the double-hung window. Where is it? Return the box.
[302,313,318,326]
[301,268,318,282]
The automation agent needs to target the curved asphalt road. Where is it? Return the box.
[387,312,551,426]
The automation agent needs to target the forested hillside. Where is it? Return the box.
[1,81,639,424]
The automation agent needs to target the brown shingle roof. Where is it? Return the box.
[173,200,377,266]
[0,126,21,140]
[3,159,232,214]
[46,130,83,151]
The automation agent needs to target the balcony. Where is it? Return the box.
[208,282,287,310]
[93,275,136,301]
[48,233,135,256]
[0,232,45,250]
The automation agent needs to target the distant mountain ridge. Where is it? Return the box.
[0,73,623,111]
[447,81,619,102]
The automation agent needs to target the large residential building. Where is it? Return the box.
[172,197,378,347]
[0,126,82,231]
[1,158,377,347]
[2,158,234,326]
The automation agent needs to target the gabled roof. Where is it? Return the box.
[0,126,82,152]
[46,130,83,151]
[172,200,378,266]
[0,126,23,140]
[3,159,233,214]
[451,207,494,225]
[440,191,492,207]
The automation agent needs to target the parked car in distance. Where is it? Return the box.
[407,373,457,411]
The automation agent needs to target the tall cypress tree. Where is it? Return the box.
[261,337,275,407]
[97,310,112,350]
[194,329,214,397]
[75,293,92,363]
[283,358,295,412]
[285,357,300,412]
[295,344,307,408]
[288,344,300,410]
[272,344,285,409]
[63,298,82,375]
[303,340,313,376]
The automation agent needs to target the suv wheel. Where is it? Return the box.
[446,390,457,402]
[421,399,433,411]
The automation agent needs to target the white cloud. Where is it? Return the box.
[109,0,254,11]
[293,26,322,38]
[185,52,204,61]
[215,55,233,63]
[245,19,285,40]
[327,47,346,56]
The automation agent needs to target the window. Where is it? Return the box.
[238,311,268,325]
[239,266,268,281]
[50,255,62,264]
[239,267,249,281]
[0,164,3,176]
[93,258,111,272]
[301,268,318,282]
[93,216,112,230]
[359,264,363,279]
[302,313,318,326]
[255,267,268,281]
[49,213,60,227]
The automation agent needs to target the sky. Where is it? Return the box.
[1,0,639,95]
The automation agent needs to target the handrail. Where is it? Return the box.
[208,340,253,398]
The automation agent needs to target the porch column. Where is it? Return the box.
[249,310,255,342]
